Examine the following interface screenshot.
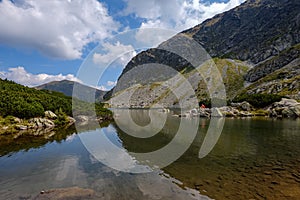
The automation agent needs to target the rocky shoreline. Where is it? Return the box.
[173,98,300,119]
[0,110,114,136]
[0,111,76,135]
[19,187,96,200]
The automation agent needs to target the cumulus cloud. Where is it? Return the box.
[0,0,118,60]
[97,85,108,91]
[97,81,117,91]
[124,0,246,44]
[93,41,137,67]
[0,66,81,87]
[107,80,117,87]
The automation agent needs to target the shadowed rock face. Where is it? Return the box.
[121,0,300,76]
[184,0,300,64]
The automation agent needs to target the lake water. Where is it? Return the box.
[0,110,299,199]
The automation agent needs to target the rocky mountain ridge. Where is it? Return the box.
[108,0,300,106]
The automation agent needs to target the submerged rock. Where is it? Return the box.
[33,187,95,200]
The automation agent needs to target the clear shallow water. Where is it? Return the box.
[0,110,300,200]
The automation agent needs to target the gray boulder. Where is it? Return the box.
[231,101,252,111]
[269,98,300,118]
[211,108,223,117]
[29,118,55,128]
[67,116,76,124]
[290,105,300,117]
[274,98,299,107]
[15,125,28,130]
[282,108,296,118]
[13,117,22,123]
[44,111,57,119]
[75,115,89,123]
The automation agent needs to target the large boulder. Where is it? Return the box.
[290,105,300,117]
[75,115,89,123]
[29,118,55,128]
[282,108,296,118]
[199,108,210,118]
[231,101,252,111]
[15,125,28,130]
[44,111,57,119]
[13,117,22,124]
[273,98,299,107]
[219,106,241,117]
[67,116,76,124]
[269,98,300,118]
[211,108,223,117]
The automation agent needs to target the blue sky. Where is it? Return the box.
[0,0,245,90]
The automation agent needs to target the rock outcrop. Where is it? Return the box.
[44,111,57,119]
[28,118,55,129]
[268,98,300,118]
[230,101,252,111]
[177,99,300,118]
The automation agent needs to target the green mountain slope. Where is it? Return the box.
[107,0,300,104]
[36,80,106,102]
[0,78,111,119]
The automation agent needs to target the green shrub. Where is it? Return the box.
[54,108,68,126]
[233,93,284,108]
[0,78,112,119]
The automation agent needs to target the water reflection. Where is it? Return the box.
[80,109,211,172]
[198,117,224,158]
[0,124,209,199]
[0,126,77,156]
[0,111,300,199]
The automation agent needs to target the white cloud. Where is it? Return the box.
[97,80,117,91]
[124,0,246,44]
[97,85,108,91]
[93,41,137,67]
[0,0,119,60]
[0,66,81,87]
[107,80,117,87]
[134,26,177,47]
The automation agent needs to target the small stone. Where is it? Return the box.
[272,166,285,171]
[264,171,272,175]
[44,111,57,119]
[15,125,28,130]
[271,181,279,185]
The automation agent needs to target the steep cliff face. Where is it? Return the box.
[108,0,300,105]
[185,0,300,64]
[241,58,300,99]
